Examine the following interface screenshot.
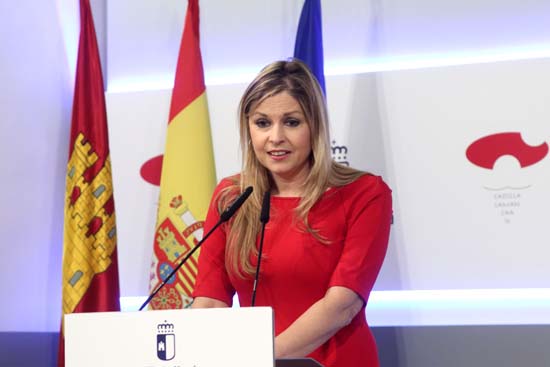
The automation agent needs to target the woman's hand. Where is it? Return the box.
[274,286,364,358]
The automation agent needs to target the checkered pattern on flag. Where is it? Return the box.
[58,0,121,365]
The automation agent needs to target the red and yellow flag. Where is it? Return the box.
[148,0,216,309]
[58,0,120,365]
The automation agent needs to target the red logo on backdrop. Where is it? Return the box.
[466,131,548,224]
[141,155,164,186]
[466,132,548,169]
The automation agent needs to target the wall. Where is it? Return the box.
[0,0,72,333]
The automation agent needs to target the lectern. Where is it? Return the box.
[65,307,323,367]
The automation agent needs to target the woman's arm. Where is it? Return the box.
[191,296,230,309]
[275,177,392,358]
[274,286,364,358]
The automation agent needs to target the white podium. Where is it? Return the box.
[65,307,274,367]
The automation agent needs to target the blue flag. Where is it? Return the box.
[294,0,326,95]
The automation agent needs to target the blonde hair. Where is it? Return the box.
[218,59,366,277]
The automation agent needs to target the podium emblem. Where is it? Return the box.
[157,321,176,361]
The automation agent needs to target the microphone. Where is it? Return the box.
[139,186,254,311]
[251,191,270,307]
[260,190,271,224]
[220,186,253,222]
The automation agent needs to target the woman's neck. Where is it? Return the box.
[271,177,306,198]
[272,187,303,197]
[269,165,311,197]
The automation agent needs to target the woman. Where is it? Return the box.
[192,59,392,367]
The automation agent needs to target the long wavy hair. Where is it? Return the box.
[218,59,366,277]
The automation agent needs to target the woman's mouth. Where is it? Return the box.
[268,150,290,159]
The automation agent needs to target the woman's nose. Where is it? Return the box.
[268,123,285,144]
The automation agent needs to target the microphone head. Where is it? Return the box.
[220,186,253,222]
[242,186,253,199]
[260,191,271,223]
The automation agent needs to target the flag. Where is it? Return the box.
[294,0,326,95]
[148,0,216,309]
[58,0,120,365]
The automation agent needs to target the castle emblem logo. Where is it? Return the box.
[157,321,176,361]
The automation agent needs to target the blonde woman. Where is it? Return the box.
[192,59,392,367]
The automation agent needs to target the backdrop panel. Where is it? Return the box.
[107,57,550,297]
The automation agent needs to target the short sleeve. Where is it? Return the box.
[328,175,392,302]
[192,179,236,305]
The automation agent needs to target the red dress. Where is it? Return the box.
[193,174,392,367]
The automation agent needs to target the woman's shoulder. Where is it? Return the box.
[325,174,392,223]
[210,174,241,205]
[215,174,241,191]
[353,173,390,191]
[333,173,391,202]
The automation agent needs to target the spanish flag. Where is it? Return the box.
[148,0,216,309]
[58,0,120,365]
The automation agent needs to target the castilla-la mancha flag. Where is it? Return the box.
[58,0,120,365]
[148,0,216,309]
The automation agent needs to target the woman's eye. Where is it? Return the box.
[254,119,270,128]
[285,118,301,127]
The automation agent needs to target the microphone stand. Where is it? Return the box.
[139,186,253,311]
[139,218,221,311]
[251,191,270,307]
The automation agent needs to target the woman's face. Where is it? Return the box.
[248,91,312,189]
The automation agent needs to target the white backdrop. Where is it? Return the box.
[107,57,550,297]
[380,58,550,289]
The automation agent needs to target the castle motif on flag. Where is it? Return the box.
[62,133,117,314]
